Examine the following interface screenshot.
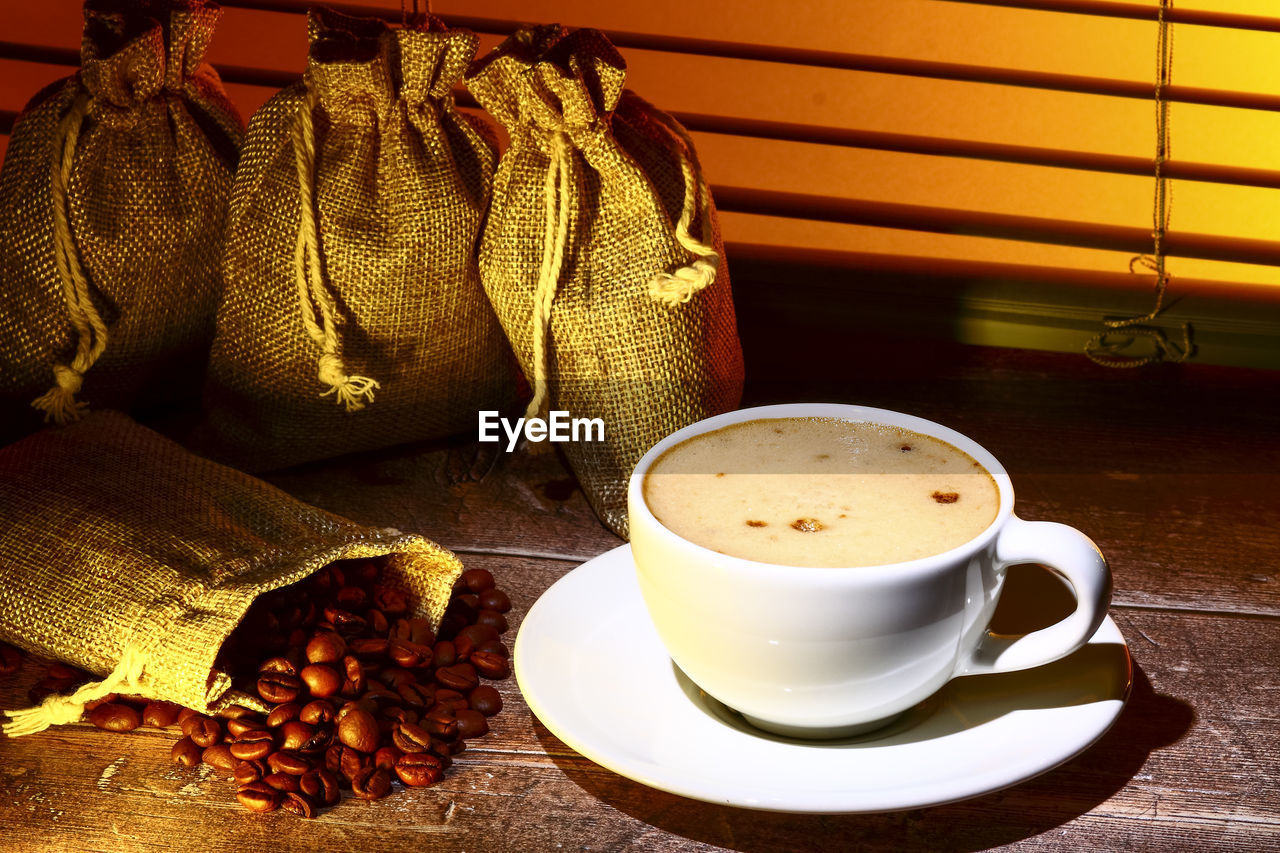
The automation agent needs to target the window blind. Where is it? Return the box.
[2,0,1278,366]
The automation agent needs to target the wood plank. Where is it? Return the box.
[1,559,1275,852]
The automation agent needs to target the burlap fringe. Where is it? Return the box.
[3,646,154,737]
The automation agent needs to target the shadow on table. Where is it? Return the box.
[535,662,1191,852]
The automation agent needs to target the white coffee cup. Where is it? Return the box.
[628,403,1112,738]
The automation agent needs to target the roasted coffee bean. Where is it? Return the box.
[395,752,445,787]
[83,693,119,712]
[372,585,408,616]
[421,707,458,740]
[435,610,468,642]
[455,709,489,739]
[349,560,380,585]
[349,638,389,659]
[335,585,367,610]
[478,588,512,613]
[141,701,182,728]
[455,593,481,611]
[89,702,141,732]
[360,686,402,710]
[435,663,479,692]
[323,606,366,636]
[268,751,313,776]
[377,666,414,689]
[389,639,432,669]
[233,759,267,785]
[427,738,455,768]
[456,624,498,654]
[305,631,346,665]
[341,696,378,717]
[336,708,378,753]
[182,715,223,748]
[391,721,432,753]
[257,672,303,704]
[299,768,341,807]
[475,638,510,659]
[340,656,366,696]
[308,568,336,596]
[281,791,317,819]
[299,699,337,726]
[339,746,371,784]
[432,640,457,668]
[218,704,258,720]
[470,650,511,680]
[264,772,300,794]
[468,685,502,717]
[279,720,316,751]
[177,707,201,726]
[350,767,392,800]
[236,781,281,813]
[433,690,468,714]
[408,618,434,646]
[266,703,302,728]
[460,568,495,594]
[367,608,389,636]
[300,664,342,698]
[0,642,23,676]
[230,730,276,761]
[226,718,266,739]
[397,682,433,710]
[383,706,418,728]
[171,736,202,767]
[257,656,298,676]
[475,609,509,634]
[202,744,237,772]
[374,746,403,771]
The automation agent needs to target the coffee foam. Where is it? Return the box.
[643,417,999,568]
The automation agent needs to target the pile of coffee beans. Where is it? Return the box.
[28,560,512,818]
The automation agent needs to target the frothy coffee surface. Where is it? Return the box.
[643,418,999,567]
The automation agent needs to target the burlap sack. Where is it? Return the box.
[198,9,512,472]
[465,26,744,537]
[0,410,461,736]
[0,0,242,441]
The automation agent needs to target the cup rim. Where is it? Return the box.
[628,403,1015,581]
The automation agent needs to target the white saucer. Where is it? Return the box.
[514,544,1131,814]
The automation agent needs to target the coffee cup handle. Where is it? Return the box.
[958,515,1112,676]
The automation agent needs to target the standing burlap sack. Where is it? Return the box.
[198,9,512,472]
[0,0,242,441]
[465,26,744,538]
[0,410,461,736]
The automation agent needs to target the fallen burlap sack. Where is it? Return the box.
[198,9,512,471]
[0,410,460,736]
[0,0,242,441]
[465,26,744,538]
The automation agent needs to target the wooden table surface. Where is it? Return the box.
[1,341,1277,852]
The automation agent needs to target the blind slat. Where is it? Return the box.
[712,186,1280,267]
[937,0,1280,33]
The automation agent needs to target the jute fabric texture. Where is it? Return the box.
[199,9,512,472]
[0,0,242,441]
[466,27,744,537]
[0,410,461,735]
